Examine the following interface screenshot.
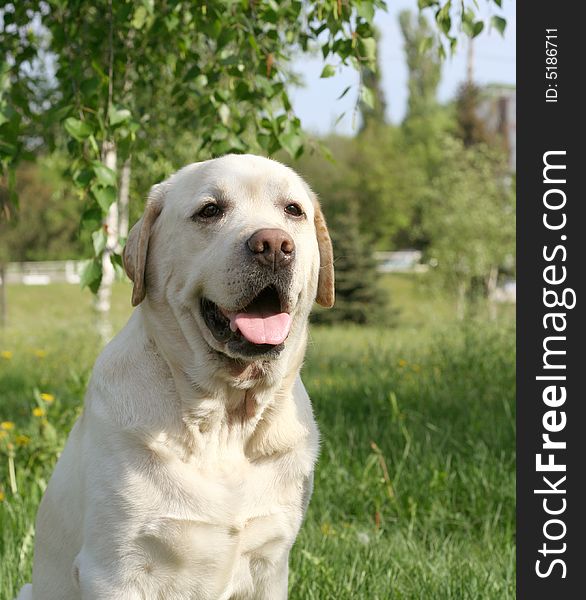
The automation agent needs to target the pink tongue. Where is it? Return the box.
[231,312,291,345]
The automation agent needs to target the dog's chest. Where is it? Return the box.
[126,435,308,598]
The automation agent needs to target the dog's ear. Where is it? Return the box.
[312,196,335,308]
[123,183,166,307]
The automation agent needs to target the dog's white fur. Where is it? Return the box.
[18,155,334,600]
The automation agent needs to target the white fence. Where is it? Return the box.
[0,260,84,285]
[0,253,433,282]
[0,258,516,303]
[374,250,428,273]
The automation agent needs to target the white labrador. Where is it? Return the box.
[17,154,334,600]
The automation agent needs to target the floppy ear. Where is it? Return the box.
[313,198,335,308]
[122,183,166,307]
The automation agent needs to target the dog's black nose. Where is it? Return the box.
[247,228,295,271]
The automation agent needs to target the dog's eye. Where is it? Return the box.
[284,203,304,217]
[196,203,223,219]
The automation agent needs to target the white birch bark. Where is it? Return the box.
[95,141,118,341]
[118,157,131,249]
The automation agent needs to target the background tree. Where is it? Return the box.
[455,82,493,147]
[312,202,390,325]
[0,155,83,326]
[349,125,426,248]
[293,127,423,250]
[422,138,515,318]
[0,157,84,263]
[399,10,441,121]
[358,29,387,131]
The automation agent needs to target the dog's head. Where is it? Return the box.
[123,154,334,376]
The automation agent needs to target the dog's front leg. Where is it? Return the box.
[74,548,146,600]
[251,553,289,600]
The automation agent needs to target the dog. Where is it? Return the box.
[17,154,334,600]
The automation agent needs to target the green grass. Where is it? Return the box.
[0,277,515,599]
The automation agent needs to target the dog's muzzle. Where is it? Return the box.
[200,283,292,359]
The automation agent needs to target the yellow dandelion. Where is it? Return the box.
[1,421,15,431]
[1,350,13,360]
[412,364,421,372]
[0,491,5,502]
[398,359,408,368]
[15,434,31,447]
[40,393,55,404]
[33,349,47,358]
[0,430,8,440]
[32,407,45,418]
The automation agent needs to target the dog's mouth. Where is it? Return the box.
[200,286,291,357]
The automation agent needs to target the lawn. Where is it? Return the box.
[0,277,515,599]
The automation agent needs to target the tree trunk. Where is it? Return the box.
[118,157,131,249]
[95,141,118,342]
[466,36,475,85]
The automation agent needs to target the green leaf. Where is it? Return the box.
[87,135,99,155]
[79,259,102,293]
[360,86,375,109]
[109,106,132,127]
[92,228,107,255]
[91,185,116,212]
[257,133,273,152]
[81,206,102,230]
[92,162,117,188]
[473,21,484,37]
[131,5,148,29]
[337,85,352,100]
[248,34,260,52]
[463,18,484,38]
[73,168,93,188]
[491,16,506,36]
[64,117,93,141]
[80,77,100,97]
[218,104,230,126]
[0,140,17,157]
[110,252,125,278]
[320,64,337,78]
[194,74,208,88]
[46,104,73,124]
[436,1,452,36]
[358,37,377,65]
[279,131,303,158]
[356,2,375,22]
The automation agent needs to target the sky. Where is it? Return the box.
[290,0,516,135]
